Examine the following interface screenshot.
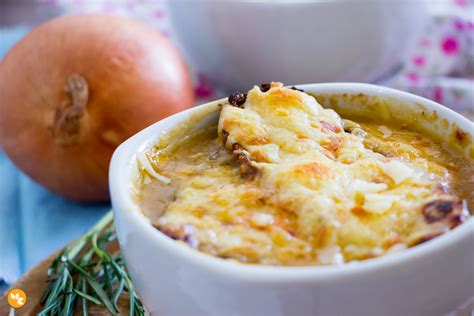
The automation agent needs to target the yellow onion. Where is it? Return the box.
[0,14,195,202]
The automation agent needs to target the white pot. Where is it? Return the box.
[110,83,474,316]
[168,0,429,92]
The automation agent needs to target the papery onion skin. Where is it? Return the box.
[0,14,195,202]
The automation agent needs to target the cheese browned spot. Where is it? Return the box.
[138,83,472,266]
[422,198,459,223]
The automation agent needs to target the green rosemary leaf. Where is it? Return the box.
[134,300,146,316]
[52,299,63,315]
[82,303,88,316]
[73,288,102,306]
[78,277,88,316]
[84,275,117,315]
[40,276,57,305]
[59,264,69,290]
[129,287,136,316]
[70,212,114,259]
[79,248,95,265]
[108,259,128,279]
[113,277,125,308]
[44,269,64,307]
[38,300,60,315]
[60,270,75,316]
[68,259,118,315]
[103,262,114,298]
[91,231,108,261]
[39,211,145,315]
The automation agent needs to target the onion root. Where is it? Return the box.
[53,74,89,145]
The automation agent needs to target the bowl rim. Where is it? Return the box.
[109,82,474,283]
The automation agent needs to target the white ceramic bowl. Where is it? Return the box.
[110,83,474,316]
[167,0,429,92]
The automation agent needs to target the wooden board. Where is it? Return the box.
[0,241,131,315]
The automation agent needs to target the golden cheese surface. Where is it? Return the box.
[138,83,472,266]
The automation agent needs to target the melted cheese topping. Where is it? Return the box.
[139,83,470,266]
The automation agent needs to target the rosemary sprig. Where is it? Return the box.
[39,211,145,315]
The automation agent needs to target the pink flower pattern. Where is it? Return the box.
[406,72,420,83]
[441,36,460,55]
[434,87,443,103]
[195,74,214,99]
[412,56,426,67]
[385,0,474,114]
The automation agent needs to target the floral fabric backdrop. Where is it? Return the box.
[47,0,474,116]
[385,0,474,116]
